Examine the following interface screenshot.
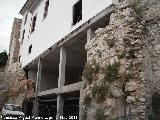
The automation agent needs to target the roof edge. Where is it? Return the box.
[19,0,35,15]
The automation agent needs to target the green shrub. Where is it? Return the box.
[83,63,94,83]
[84,95,92,107]
[129,0,142,20]
[126,49,136,59]
[94,108,106,120]
[0,50,8,68]
[118,51,126,59]
[92,84,107,103]
[104,62,120,82]
[83,61,99,84]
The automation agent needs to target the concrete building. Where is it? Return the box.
[18,0,119,119]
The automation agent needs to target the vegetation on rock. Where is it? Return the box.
[92,83,108,103]
[83,94,92,107]
[103,62,120,83]
[129,0,142,20]
[126,49,136,59]
[94,108,106,120]
[83,60,99,84]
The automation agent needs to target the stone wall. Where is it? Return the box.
[81,0,146,120]
[143,0,160,119]
[8,18,21,66]
[5,18,22,87]
[3,17,36,109]
[81,0,160,119]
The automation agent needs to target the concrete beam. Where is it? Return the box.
[58,81,83,94]
[34,58,42,117]
[37,81,83,97]
[38,88,58,96]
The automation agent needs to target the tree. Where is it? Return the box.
[0,50,8,68]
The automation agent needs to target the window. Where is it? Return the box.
[72,0,82,25]
[21,30,25,44]
[31,15,37,33]
[43,0,49,19]
[28,45,32,54]
[24,12,28,25]
[18,56,21,62]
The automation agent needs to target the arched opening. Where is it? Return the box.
[151,92,160,119]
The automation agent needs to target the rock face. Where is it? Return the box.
[1,18,34,107]
[81,0,160,119]
[8,18,21,70]
[0,67,7,110]
[143,0,160,119]
[7,73,35,106]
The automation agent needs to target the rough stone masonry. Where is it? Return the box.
[81,0,160,120]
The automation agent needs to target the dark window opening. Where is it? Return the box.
[28,45,32,54]
[39,101,57,119]
[24,12,28,25]
[43,0,49,19]
[18,55,21,62]
[151,92,160,119]
[22,99,33,117]
[31,15,37,33]
[72,0,82,25]
[21,30,25,44]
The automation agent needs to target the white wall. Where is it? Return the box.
[19,0,114,67]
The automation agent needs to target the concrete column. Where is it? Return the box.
[87,28,94,60]
[87,28,94,42]
[57,94,64,119]
[57,47,66,120]
[58,47,66,87]
[34,58,42,117]
[79,89,83,120]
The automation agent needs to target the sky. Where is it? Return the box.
[0,0,26,53]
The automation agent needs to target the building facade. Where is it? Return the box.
[18,0,119,119]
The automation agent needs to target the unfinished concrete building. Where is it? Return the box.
[18,0,119,119]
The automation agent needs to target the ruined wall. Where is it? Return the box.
[8,18,21,66]
[81,0,160,119]
[143,0,160,119]
[6,18,22,86]
[3,18,35,106]
[81,0,145,119]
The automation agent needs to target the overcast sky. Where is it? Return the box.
[0,0,26,53]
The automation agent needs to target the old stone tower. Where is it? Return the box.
[80,0,160,120]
